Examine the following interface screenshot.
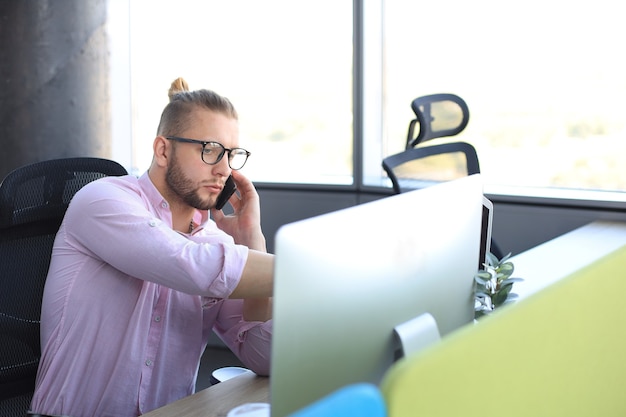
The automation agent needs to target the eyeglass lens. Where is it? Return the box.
[202,142,249,170]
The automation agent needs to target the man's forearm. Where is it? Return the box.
[242,297,273,322]
[230,250,274,299]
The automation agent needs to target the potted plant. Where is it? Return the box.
[474,252,523,319]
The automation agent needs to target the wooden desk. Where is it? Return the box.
[140,373,269,417]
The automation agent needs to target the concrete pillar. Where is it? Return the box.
[0,0,110,180]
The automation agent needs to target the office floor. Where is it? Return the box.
[196,346,246,391]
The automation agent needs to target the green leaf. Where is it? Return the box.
[475,276,491,286]
[495,272,509,281]
[498,262,514,274]
[493,286,512,307]
[475,271,492,280]
[499,280,515,290]
[501,278,523,286]
[486,252,499,266]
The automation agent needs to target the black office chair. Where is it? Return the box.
[0,157,127,416]
[383,93,478,194]
[382,94,503,259]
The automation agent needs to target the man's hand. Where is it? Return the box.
[211,170,266,252]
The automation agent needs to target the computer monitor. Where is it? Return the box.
[270,174,485,417]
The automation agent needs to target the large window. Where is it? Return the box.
[126,0,353,184]
[377,0,626,197]
[118,1,626,200]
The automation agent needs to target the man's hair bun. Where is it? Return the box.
[168,77,190,101]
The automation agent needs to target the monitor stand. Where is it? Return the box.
[393,312,441,361]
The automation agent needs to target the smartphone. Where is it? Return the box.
[215,175,237,210]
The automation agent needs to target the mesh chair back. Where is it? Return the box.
[383,94,504,259]
[386,93,478,192]
[406,93,470,149]
[382,142,480,194]
[0,158,127,411]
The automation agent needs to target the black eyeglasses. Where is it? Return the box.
[165,136,251,170]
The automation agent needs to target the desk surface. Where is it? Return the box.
[141,373,269,417]
[510,220,626,299]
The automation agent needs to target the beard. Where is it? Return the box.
[165,153,213,210]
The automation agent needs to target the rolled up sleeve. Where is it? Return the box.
[64,177,249,298]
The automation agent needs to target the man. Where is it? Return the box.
[29,78,274,417]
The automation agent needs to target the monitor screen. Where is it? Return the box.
[479,196,494,269]
[270,174,484,417]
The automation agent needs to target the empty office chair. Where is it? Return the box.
[382,94,503,259]
[382,93,477,193]
[0,157,127,416]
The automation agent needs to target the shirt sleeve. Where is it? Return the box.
[62,178,249,298]
[211,299,273,375]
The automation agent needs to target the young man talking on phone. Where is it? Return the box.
[29,78,273,417]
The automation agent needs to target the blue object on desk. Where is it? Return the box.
[286,383,386,417]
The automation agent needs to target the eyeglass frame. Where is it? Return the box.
[165,136,251,170]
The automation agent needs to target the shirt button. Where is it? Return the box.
[148,220,157,227]
[154,316,161,322]
[145,359,153,366]
[161,202,168,208]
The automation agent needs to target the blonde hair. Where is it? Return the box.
[167,77,190,100]
[156,77,238,136]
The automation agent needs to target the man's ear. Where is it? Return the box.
[153,136,170,167]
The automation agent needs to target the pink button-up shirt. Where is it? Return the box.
[30,173,272,417]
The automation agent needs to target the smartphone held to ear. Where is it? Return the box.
[215,175,237,210]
